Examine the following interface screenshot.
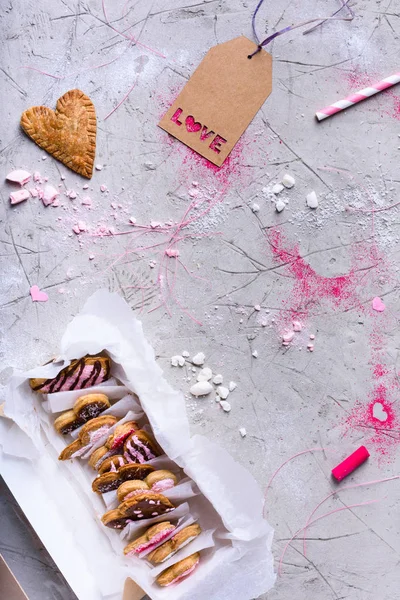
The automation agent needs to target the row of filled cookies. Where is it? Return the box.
[30,354,206,588]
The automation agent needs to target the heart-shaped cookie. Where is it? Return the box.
[20,89,96,179]
[185,115,201,133]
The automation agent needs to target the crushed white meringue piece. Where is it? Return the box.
[213,374,223,385]
[220,401,231,412]
[239,428,247,437]
[251,203,260,212]
[216,386,229,400]
[282,173,295,188]
[275,199,286,212]
[182,350,190,358]
[272,183,284,194]
[282,331,295,344]
[192,352,205,366]
[190,381,213,397]
[228,381,237,392]
[171,355,185,367]
[197,367,212,382]
[252,350,258,358]
[306,190,318,209]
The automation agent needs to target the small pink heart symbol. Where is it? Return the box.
[185,115,202,133]
[372,297,385,312]
[30,285,48,302]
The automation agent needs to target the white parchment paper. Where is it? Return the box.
[1,290,275,600]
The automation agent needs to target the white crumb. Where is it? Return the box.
[228,381,237,392]
[192,352,205,366]
[182,351,190,358]
[171,355,185,367]
[252,350,258,358]
[213,374,223,385]
[275,199,286,213]
[220,401,231,412]
[251,203,260,213]
[239,428,247,437]
[216,386,229,400]
[306,191,318,209]
[272,183,284,194]
[197,367,213,382]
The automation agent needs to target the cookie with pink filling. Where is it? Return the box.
[58,415,118,461]
[123,522,176,556]
[30,355,111,393]
[98,455,127,475]
[145,470,178,493]
[123,430,160,464]
[156,553,200,587]
[87,421,140,471]
[92,463,155,494]
[147,524,202,564]
[117,480,150,503]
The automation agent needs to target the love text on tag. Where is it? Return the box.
[158,36,272,167]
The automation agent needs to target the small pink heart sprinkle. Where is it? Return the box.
[30,285,48,303]
[372,297,385,312]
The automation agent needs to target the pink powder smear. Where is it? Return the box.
[29,285,48,302]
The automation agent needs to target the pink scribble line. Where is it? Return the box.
[278,498,382,576]
[103,58,143,120]
[302,474,399,557]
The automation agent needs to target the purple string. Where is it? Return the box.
[248,0,354,58]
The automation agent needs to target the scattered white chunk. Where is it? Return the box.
[251,203,260,213]
[190,381,213,397]
[129,217,137,225]
[42,185,59,206]
[272,183,284,194]
[275,199,286,213]
[216,386,229,400]
[254,304,261,311]
[213,374,223,385]
[171,355,185,367]
[306,191,318,209]
[182,350,190,358]
[220,401,231,412]
[310,334,315,340]
[252,350,258,358]
[197,367,212,382]
[192,352,205,366]
[10,189,30,205]
[228,381,237,392]
[6,169,31,186]
[95,164,103,171]
[282,173,295,188]
[239,427,247,437]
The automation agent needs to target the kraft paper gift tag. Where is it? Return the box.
[158,36,272,167]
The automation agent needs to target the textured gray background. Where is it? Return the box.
[1,0,400,599]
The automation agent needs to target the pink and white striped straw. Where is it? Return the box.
[316,71,400,121]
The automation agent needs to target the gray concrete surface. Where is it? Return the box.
[1,0,400,599]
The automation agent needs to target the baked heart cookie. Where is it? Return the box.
[92,463,155,494]
[20,89,96,178]
[145,470,178,493]
[54,393,110,435]
[123,430,160,464]
[30,355,111,394]
[147,524,202,564]
[123,522,176,556]
[58,415,118,460]
[156,553,200,587]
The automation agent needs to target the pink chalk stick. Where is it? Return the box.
[332,446,370,482]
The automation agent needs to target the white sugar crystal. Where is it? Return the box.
[252,350,258,358]
[228,381,237,392]
[220,401,231,412]
[275,199,286,212]
[190,381,213,397]
[192,352,205,366]
[182,350,190,357]
[239,428,247,437]
[171,355,185,367]
[272,183,284,194]
[216,386,229,400]
[197,367,212,382]
[251,203,260,213]
[213,374,223,385]
[306,191,318,209]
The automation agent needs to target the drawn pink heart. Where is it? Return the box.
[372,297,385,312]
[185,115,202,133]
[30,285,48,302]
